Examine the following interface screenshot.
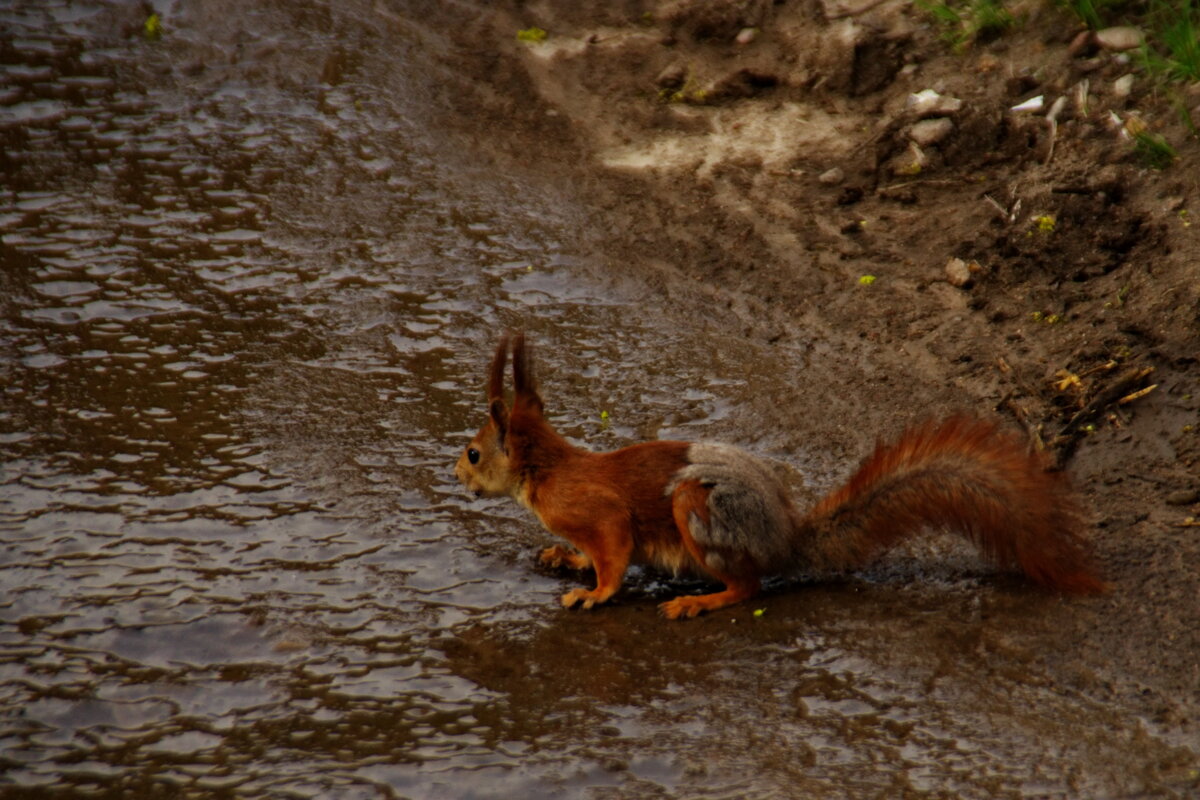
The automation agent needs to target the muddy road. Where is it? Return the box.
[1,1,1197,798]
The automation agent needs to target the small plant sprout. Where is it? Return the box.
[659,72,710,105]
[916,0,1016,50]
[144,12,162,40]
[1029,311,1063,324]
[1104,289,1126,310]
[517,27,548,43]
[1138,0,1200,82]
[1132,130,1178,169]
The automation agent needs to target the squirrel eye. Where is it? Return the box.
[467,448,480,465]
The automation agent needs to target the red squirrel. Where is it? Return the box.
[455,332,1104,619]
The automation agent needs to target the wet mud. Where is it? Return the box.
[1,1,1198,798]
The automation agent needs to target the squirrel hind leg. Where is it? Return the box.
[659,577,760,619]
[663,479,762,618]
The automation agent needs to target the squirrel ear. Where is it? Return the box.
[488,397,509,448]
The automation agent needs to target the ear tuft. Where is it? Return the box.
[488,333,510,402]
[511,331,544,412]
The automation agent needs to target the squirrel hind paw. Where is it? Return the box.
[659,597,706,619]
[659,580,761,619]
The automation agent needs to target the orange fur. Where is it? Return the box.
[801,416,1105,593]
[455,333,1105,618]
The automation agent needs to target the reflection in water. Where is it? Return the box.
[0,2,1191,799]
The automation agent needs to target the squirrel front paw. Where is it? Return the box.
[560,587,612,610]
[540,545,591,571]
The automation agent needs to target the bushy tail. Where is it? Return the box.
[796,415,1105,593]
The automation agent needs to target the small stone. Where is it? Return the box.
[945,257,980,288]
[1096,26,1144,52]
[906,89,963,118]
[818,167,845,185]
[889,142,927,176]
[1165,489,1199,506]
[1011,95,1045,113]
[656,63,687,89]
[1112,74,1134,99]
[735,27,758,45]
[907,89,940,112]
[909,117,954,147]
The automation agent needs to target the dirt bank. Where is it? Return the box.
[421,0,1199,764]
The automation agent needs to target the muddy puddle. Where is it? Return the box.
[0,2,1193,799]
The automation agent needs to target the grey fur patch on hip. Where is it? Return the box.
[667,442,798,571]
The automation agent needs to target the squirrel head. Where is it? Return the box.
[455,332,543,498]
[455,411,513,498]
